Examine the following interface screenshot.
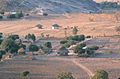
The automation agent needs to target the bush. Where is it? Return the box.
[8,35,19,40]
[63,40,75,48]
[92,70,108,79]
[0,15,3,19]
[44,42,52,48]
[67,35,85,42]
[0,50,6,59]
[21,71,30,77]
[74,43,86,54]
[29,45,39,52]
[57,72,75,79]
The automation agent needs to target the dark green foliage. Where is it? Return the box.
[21,71,30,77]
[16,11,24,18]
[25,34,36,41]
[8,35,19,40]
[0,50,6,59]
[57,72,75,79]
[29,45,39,52]
[74,43,86,54]
[43,13,48,16]
[92,70,108,79]
[60,40,68,44]
[63,40,76,48]
[44,42,52,48]
[100,1,120,10]
[0,15,3,19]
[0,38,19,53]
[67,35,85,42]
[72,26,78,35]
[19,44,26,49]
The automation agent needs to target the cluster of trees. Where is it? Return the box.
[41,42,52,54]
[0,11,24,20]
[60,35,85,48]
[25,33,36,42]
[74,43,99,57]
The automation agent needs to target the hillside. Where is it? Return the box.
[0,0,100,14]
[94,0,120,3]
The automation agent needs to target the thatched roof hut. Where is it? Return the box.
[56,46,69,56]
[18,48,25,55]
[35,24,43,29]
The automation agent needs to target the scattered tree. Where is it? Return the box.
[72,26,78,35]
[44,42,52,48]
[92,70,108,79]
[29,45,39,52]
[21,71,30,77]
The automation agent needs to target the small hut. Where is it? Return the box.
[18,48,26,55]
[52,24,61,29]
[57,46,69,56]
[35,24,43,29]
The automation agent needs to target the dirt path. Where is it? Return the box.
[71,59,94,77]
[48,57,94,78]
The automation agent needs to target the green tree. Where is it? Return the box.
[25,34,36,42]
[57,72,75,79]
[0,50,6,59]
[29,45,39,52]
[21,71,30,77]
[0,38,19,53]
[8,34,19,40]
[44,42,52,48]
[72,26,78,35]
[74,43,86,55]
[92,70,108,79]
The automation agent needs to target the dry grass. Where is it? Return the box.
[0,13,119,38]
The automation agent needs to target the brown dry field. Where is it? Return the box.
[0,13,119,38]
[0,56,89,79]
[77,58,120,79]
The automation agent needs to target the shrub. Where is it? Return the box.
[21,71,30,77]
[0,15,3,19]
[0,50,6,59]
[67,35,85,42]
[57,72,75,79]
[8,34,19,40]
[74,43,86,54]
[29,45,39,52]
[92,70,108,79]
[44,42,52,48]
[63,40,75,48]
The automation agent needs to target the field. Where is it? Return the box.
[0,13,119,38]
[0,56,89,79]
